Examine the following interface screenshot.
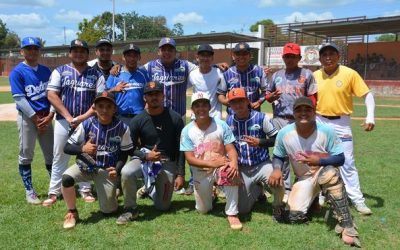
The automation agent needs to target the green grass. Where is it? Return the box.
[0,76,9,86]
[1,111,400,249]
[0,92,14,104]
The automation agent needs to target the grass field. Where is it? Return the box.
[0,76,9,86]
[1,104,400,249]
[0,92,13,104]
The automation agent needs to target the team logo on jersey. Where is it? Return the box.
[174,66,186,73]
[62,71,73,76]
[248,124,261,131]
[250,77,260,84]
[275,76,283,85]
[298,75,306,84]
[336,80,343,87]
[152,66,162,72]
[109,136,122,144]
[87,75,97,81]
[229,125,236,131]
[228,77,239,84]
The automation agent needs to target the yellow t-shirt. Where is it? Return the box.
[314,65,370,116]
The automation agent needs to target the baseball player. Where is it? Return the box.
[314,42,374,215]
[225,88,284,215]
[265,42,318,202]
[88,38,115,81]
[106,44,149,125]
[180,92,243,230]
[9,37,54,204]
[117,81,185,225]
[217,42,268,114]
[61,92,133,229]
[44,39,105,207]
[269,97,361,247]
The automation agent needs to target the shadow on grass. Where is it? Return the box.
[364,193,384,208]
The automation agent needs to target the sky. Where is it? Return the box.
[0,0,399,46]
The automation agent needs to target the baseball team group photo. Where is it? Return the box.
[1,1,400,249]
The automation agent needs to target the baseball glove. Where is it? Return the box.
[76,153,97,173]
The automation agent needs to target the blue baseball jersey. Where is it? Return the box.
[273,122,343,177]
[267,67,317,117]
[68,116,133,168]
[106,67,149,115]
[226,110,277,166]
[47,64,105,120]
[217,64,267,113]
[145,59,197,116]
[9,62,51,112]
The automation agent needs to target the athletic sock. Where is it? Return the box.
[19,164,33,192]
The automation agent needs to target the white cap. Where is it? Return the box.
[191,91,210,105]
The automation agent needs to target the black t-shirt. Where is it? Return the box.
[92,62,114,81]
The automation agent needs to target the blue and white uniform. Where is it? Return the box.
[10,62,53,195]
[145,59,197,117]
[226,110,282,214]
[46,64,105,197]
[106,67,149,124]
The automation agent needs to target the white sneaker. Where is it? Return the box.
[175,188,186,195]
[355,203,372,215]
[26,191,41,205]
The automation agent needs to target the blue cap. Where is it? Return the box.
[158,37,176,48]
[21,37,41,49]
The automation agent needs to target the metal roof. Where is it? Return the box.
[288,15,400,37]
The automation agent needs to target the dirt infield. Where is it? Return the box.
[0,86,11,92]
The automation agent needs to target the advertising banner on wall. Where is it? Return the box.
[265,45,321,67]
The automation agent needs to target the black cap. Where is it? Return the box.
[96,38,112,48]
[70,39,89,52]
[233,42,251,53]
[197,44,214,54]
[94,91,116,105]
[319,42,340,55]
[123,44,141,55]
[293,96,314,110]
[144,81,163,94]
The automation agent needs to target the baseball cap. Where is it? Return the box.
[319,42,340,55]
[144,81,163,94]
[21,37,41,49]
[70,39,89,52]
[233,42,251,53]
[227,88,247,102]
[96,38,112,48]
[293,96,314,110]
[283,43,301,56]
[158,37,176,48]
[197,44,214,54]
[94,91,116,105]
[191,91,210,105]
[123,44,141,55]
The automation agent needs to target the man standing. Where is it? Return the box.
[265,42,318,201]
[106,44,149,125]
[314,42,375,215]
[44,39,105,207]
[117,81,185,224]
[217,42,268,114]
[225,88,284,216]
[180,92,243,230]
[88,38,115,81]
[269,97,361,247]
[9,37,54,204]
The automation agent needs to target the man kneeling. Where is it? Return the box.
[62,92,133,229]
[269,97,361,247]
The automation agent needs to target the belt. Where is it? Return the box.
[119,113,136,118]
[277,115,294,120]
[321,115,341,120]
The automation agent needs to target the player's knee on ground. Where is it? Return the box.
[317,166,343,198]
[288,211,308,224]
[62,174,75,187]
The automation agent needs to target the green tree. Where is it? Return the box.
[3,31,20,48]
[375,33,398,42]
[0,19,9,48]
[249,19,274,32]
[171,23,184,36]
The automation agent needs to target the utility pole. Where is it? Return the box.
[63,26,66,45]
[112,0,115,42]
[123,18,126,41]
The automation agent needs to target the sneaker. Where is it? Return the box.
[26,191,42,205]
[116,208,139,225]
[137,186,149,199]
[175,187,186,195]
[355,203,372,215]
[63,210,79,229]
[42,194,57,207]
[80,191,96,203]
[272,205,286,223]
[185,185,194,195]
[227,215,243,230]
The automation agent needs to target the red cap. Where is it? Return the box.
[283,43,301,56]
[227,88,247,102]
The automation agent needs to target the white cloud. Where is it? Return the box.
[259,0,354,7]
[0,13,49,28]
[54,9,92,23]
[0,0,55,8]
[283,11,334,23]
[172,12,205,25]
[54,28,77,45]
[383,9,400,17]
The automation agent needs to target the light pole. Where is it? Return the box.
[112,0,115,42]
